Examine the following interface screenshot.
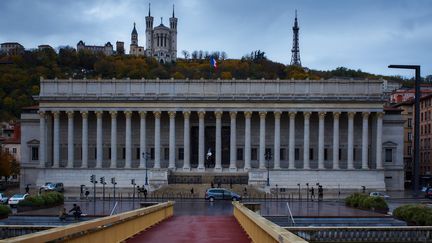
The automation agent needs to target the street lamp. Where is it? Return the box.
[142,152,150,185]
[265,151,272,186]
[297,183,301,200]
[306,183,309,201]
[388,65,421,197]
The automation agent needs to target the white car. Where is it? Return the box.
[369,192,390,199]
[0,193,8,204]
[8,194,29,207]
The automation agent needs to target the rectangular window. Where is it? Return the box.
[31,147,39,161]
[251,148,257,160]
[385,148,393,162]
[12,148,16,154]
[94,148,97,160]
[280,148,286,161]
[295,148,300,160]
[265,148,272,158]
[108,148,111,159]
[5,148,9,153]
[136,148,140,160]
[178,148,184,160]
[408,146,412,156]
[150,148,155,159]
[164,148,169,160]
[339,149,342,160]
[353,148,356,161]
[309,148,313,160]
[324,148,328,161]
[237,148,243,161]
[408,132,412,142]
[407,118,412,128]
[122,148,126,159]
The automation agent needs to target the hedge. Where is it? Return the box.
[345,193,388,211]
[18,192,64,208]
[393,204,432,226]
[0,205,11,216]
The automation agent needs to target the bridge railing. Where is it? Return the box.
[232,201,308,243]
[2,201,174,243]
[285,226,432,243]
[0,225,55,240]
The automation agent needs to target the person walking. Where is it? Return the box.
[310,187,315,201]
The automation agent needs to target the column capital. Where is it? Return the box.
[318,111,327,119]
[333,111,341,119]
[153,110,162,119]
[66,111,74,118]
[109,110,118,118]
[52,111,60,118]
[259,111,267,119]
[139,111,147,118]
[348,112,356,119]
[289,111,297,119]
[229,111,237,119]
[303,111,311,119]
[95,110,104,118]
[274,111,282,119]
[244,111,252,119]
[80,111,88,119]
[362,112,370,118]
[183,110,191,119]
[168,111,176,118]
[377,112,385,118]
[124,110,133,118]
[38,111,46,118]
[198,110,206,119]
[214,110,223,119]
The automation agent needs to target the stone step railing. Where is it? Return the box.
[0,226,54,240]
[285,226,432,242]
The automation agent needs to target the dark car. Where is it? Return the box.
[41,182,64,193]
[425,187,432,199]
[205,188,241,201]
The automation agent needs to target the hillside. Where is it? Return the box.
[0,48,404,121]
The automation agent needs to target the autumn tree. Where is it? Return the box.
[0,149,20,182]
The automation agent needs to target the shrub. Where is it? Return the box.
[393,204,432,226]
[0,205,11,216]
[18,192,64,208]
[345,193,388,212]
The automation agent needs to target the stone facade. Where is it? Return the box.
[77,41,113,56]
[20,78,404,191]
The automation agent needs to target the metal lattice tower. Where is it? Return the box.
[290,10,301,67]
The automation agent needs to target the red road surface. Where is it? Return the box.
[127,216,251,243]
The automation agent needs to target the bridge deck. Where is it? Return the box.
[126,215,250,243]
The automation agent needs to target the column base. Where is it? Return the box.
[229,167,237,172]
[182,167,190,171]
[243,167,251,172]
[214,167,222,172]
[168,167,176,171]
[197,167,205,171]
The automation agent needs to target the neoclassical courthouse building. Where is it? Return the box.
[20,77,404,191]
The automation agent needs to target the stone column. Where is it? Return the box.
[52,111,60,168]
[95,111,103,168]
[183,111,191,171]
[67,111,74,168]
[244,111,252,170]
[376,112,384,169]
[230,111,237,171]
[81,111,88,168]
[303,112,311,169]
[139,111,147,169]
[110,111,117,169]
[198,110,206,171]
[332,112,341,169]
[125,110,132,169]
[362,112,370,169]
[274,111,281,169]
[259,112,267,169]
[154,111,161,169]
[347,112,355,169]
[39,111,46,167]
[168,111,176,169]
[288,112,296,169]
[318,112,326,169]
[215,110,223,171]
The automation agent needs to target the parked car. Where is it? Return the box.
[40,182,64,193]
[0,193,8,204]
[425,188,432,199]
[205,188,241,201]
[369,192,390,199]
[8,194,29,207]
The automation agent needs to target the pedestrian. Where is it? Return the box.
[190,188,194,196]
[217,181,221,188]
[243,187,248,197]
[211,181,214,188]
[59,207,67,221]
[69,204,82,220]
[25,184,30,194]
[85,189,90,200]
[318,186,323,201]
[310,187,315,201]
[230,179,233,189]
[143,188,148,200]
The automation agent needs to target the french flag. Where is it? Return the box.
[210,57,217,69]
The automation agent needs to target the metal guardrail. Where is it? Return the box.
[1,201,174,243]
[232,201,308,243]
[285,226,432,243]
[0,225,55,240]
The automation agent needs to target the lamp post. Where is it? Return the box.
[265,151,272,186]
[297,183,301,200]
[388,65,421,197]
[142,152,149,185]
[306,183,309,201]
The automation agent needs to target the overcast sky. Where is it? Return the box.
[1,0,431,76]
